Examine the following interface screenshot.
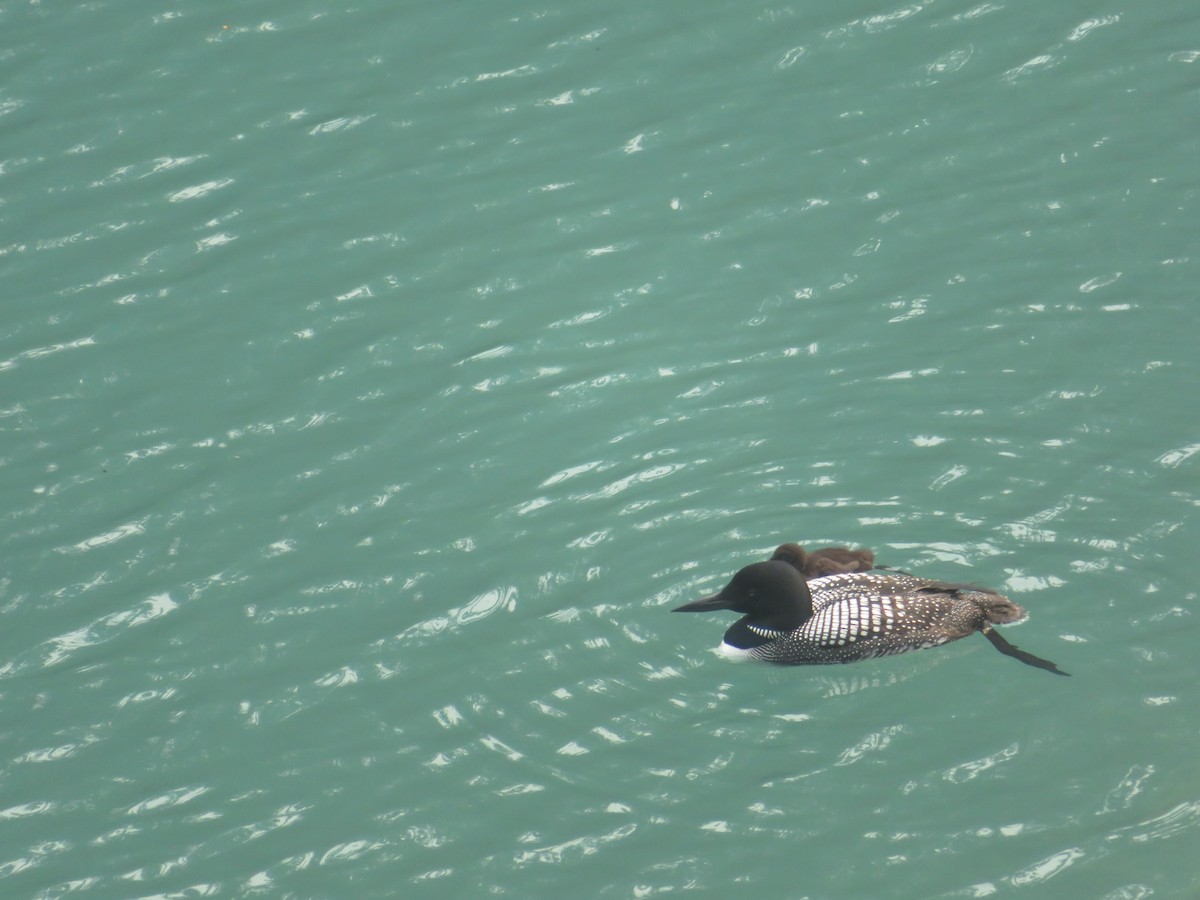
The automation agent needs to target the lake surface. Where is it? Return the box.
[3,0,1198,896]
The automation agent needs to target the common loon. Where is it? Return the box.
[673,560,1068,675]
[770,542,875,577]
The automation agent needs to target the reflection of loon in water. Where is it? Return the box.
[761,650,938,696]
[813,671,903,697]
[766,670,905,698]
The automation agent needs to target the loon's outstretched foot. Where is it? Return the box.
[981,626,1070,676]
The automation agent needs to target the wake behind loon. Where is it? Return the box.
[674,560,1068,675]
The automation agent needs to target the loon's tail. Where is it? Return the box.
[981,626,1070,676]
[915,582,1028,625]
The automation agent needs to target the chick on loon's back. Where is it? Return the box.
[770,542,875,577]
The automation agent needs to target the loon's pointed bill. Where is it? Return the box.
[673,593,732,613]
[675,560,1069,675]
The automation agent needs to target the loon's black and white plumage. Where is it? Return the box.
[673,560,1068,675]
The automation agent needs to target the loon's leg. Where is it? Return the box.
[981,626,1070,676]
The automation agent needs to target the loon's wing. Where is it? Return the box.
[981,626,1070,676]
[807,571,934,612]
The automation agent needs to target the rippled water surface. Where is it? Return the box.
[3,0,1199,896]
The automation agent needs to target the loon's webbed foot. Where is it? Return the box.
[981,626,1070,676]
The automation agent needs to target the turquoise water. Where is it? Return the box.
[3,0,1198,896]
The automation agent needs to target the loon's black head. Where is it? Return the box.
[673,560,814,632]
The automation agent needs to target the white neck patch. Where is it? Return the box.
[717,641,760,662]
